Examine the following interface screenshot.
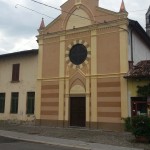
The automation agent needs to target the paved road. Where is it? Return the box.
[0,136,84,150]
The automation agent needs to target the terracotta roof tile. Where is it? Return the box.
[124,60,150,79]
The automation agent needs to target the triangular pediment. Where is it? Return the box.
[42,0,126,34]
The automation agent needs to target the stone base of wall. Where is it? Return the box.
[0,119,36,126]
[98,122,124,131]
[36,119,124,131]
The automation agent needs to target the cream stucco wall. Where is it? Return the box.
[0,52,38,121]
[66,8,91,30]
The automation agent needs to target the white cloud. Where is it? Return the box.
[9,36,38,52]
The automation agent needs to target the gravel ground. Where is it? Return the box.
[0,123,149,150]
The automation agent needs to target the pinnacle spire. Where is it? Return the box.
[39,18,45,30]
[147,6,150,13]
[119,0,127,13]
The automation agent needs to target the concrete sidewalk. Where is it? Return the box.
[0,130,143,150]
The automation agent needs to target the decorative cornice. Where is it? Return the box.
[37,18,128,39]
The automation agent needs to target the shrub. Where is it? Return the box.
[124,117,132,132]
[124,116,150,141]
[131,116,150,140]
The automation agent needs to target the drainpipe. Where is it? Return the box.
[130,28,134,65]
[128,28,134,117]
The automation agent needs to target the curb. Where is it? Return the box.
[0,133,91,150]
[0,130,144,150]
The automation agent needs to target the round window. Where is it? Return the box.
[69,44,87,65]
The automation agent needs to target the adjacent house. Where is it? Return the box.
[0,50,38,122]
[124,7,150,118]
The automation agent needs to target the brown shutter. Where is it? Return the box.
[12,64,20,81]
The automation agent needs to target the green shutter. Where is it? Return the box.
[11,93,18,114]
[0,93,5,113]
[27,92,35,114]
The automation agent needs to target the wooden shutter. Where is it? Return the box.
[10,93,18,113]
[12,64,20,81]
[0,93,5,113]
[27,92,35,114]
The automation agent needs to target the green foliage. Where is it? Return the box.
[123,117,132,132]
[132,116,150,139]
[124,116,150,141]
[137,83,150,97]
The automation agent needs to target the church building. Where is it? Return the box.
[1,0,150,131]
[36,0,131,131]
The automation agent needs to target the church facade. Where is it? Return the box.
[36,0,130,131]
[0,0,150,131]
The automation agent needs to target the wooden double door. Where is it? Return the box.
[70,97,86,127]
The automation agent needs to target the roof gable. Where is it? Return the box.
[0,49,38,59]
[129,19,150,48]
[41,0,127,35]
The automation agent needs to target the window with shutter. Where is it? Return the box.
[12,64,20,82]
[10,92,19,114]
[26,92,35,114]
[0,93,5,113]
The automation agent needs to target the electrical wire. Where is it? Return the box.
[15,4,55,19]
[31,0,148,19]
[30,0,97,23]
[15,0,148,34]
[30,0,130,32]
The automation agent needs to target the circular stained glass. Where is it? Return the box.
[69,44,87,65]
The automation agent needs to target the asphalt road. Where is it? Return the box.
[0,136,84,150]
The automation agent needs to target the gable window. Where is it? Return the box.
[26,92,35,114]
[10,92,19,114]
[12,64,20,82]
[0,93,5,113]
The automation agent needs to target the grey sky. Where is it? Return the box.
[0,0,149,54]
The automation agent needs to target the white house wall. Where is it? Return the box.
[0,53,38,122]
[128,29,150,64]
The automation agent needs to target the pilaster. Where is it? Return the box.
[119,24,128,118]
[90,30,98,125]
[58,36,66,123]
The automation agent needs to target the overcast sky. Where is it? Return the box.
[0,0,149,54]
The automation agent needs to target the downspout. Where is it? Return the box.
[130,28,134,63]
[127,27,134,117]
[128,27,134,117]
